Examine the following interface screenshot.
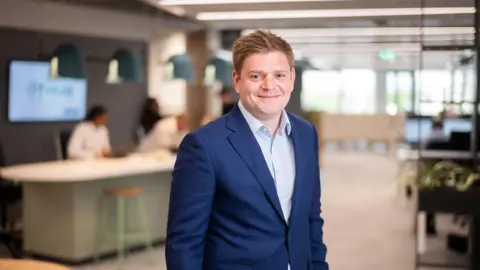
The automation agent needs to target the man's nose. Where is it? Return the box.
[261,76,274,90]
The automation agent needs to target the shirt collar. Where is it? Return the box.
[237,101,291,136]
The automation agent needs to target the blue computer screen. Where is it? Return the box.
[405,118,472,143]
[8,61,87,122]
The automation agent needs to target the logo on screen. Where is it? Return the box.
[27,81,44,99]
[26,80,73,100]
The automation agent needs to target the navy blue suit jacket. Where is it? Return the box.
[166,105,328,270]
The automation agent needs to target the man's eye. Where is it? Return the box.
[276,74,286,78]
[250,74,260,79]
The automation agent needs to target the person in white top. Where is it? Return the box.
[67,105,112,160]
[137,114,189,153]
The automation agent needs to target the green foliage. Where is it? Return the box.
[416,161,480,191]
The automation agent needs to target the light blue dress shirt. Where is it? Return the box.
[237,102,296,224]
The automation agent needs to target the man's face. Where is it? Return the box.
[233,51,295,121]
[94,113,107,127]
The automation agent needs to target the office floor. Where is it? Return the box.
[1,150,462,270]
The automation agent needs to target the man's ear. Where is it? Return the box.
[291,67,296,90]
[232,70,240,93]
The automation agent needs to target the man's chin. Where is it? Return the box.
[257,107,284,118]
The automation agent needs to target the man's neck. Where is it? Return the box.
[239,101,283,136]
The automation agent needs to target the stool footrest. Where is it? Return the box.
[100,231,148,240]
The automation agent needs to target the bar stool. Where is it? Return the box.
[94,186,153,263]
[0,259,71,270]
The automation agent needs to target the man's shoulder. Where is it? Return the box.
[190,115,229,141]
[287,111,315,133]
[74,122,91,132]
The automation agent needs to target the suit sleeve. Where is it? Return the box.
[310,124,329,270]
[165,132,216,270]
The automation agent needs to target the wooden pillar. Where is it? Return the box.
[186,30,211,130]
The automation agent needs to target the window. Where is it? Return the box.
[414,69,475,115]
[386,71,414,115]
[339,69,376,114]
[302,69,376,114]
[301,70,341,112]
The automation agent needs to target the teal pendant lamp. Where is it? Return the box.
[204,55,234,87]
[107,49,143,84]
[51,43,86,79]
[165,54,194,82]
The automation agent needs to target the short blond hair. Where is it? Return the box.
[232,29,294,74]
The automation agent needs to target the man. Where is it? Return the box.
[137,114,188,153]
[166,30,328,270]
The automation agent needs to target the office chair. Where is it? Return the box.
[55,130,72,160]
[135,126,146,144]
[0,142,23,258]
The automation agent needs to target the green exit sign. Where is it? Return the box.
[379,49,396,62]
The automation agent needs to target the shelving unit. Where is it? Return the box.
[413,0,480,269]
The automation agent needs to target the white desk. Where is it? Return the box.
[0,154,176,263]
[397,149,479,161]
[0,155,175,183]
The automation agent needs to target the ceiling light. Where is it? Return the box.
[297,47,421,55]
[285,36,474,44]
[196,7,475,20]
[293,43,422,52]
[163,6,187,16]
[159,0,348,5]
[243,27,475,37]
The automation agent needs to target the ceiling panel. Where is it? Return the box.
[42,0,474,70]
[156,0,475,31]
[159,0,473,12]
[203,14,473,29]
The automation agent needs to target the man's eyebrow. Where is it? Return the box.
[247,69,288,73]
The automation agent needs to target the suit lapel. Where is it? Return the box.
[226,106,286,224]
[288,117,309,225]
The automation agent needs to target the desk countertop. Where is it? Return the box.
[0,153,176,183]
[398,149,479,161]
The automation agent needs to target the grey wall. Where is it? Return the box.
[285,67,304,117]
[0,28,148,165]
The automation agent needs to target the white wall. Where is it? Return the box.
[148,32,188,115]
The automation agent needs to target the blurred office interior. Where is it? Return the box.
[1,0,480,269]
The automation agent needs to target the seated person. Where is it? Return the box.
[137,114,189,153]
[422,119,449,149]
[67,105,112,160]
[140,97,162,135]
